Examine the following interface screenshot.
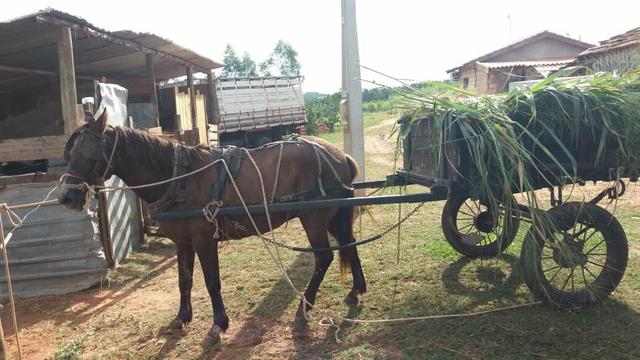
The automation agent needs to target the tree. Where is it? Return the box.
[240,53,258,77]
[260,40,301,77]
[221,41,301,78]
[221,44,258,77]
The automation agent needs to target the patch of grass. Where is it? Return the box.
[53,330,94,360]
[423,236,460,261]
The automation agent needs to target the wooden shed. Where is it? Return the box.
[0,8,223,164]
[0,9,222,297]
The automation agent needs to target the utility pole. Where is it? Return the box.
[341,0,365,183]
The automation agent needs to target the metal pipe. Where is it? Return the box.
[151,192,443,221]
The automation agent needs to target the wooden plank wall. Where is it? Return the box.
[174,87,209,144]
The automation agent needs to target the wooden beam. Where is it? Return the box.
[186,66,199,143]
[0,63,132,83]
[0,171,64,187]
[36,15,214,73]
[146,54,159,127]
[0,135,68,162]
[0,63,57,76]
[206,72,221,125]
[57,26,81,135]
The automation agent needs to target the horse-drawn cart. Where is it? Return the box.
[152,112,631,310]
[60,72,638,341]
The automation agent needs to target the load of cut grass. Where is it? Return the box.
[397,70,640,233]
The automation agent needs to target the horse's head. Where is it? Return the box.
[59,110,113,211]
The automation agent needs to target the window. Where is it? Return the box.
[463,77,470,89]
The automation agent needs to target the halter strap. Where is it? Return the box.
[101,127,120,181]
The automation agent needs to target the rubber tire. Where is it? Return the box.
[520,202,628,308]
[441,194,519,258]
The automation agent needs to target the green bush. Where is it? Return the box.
[304,92,341,135]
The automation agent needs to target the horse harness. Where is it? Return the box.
[146,144,245,214]
[149,138,354,239]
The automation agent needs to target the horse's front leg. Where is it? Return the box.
[173,243,195,327]
[194,238,228,346]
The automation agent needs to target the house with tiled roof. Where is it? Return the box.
[576,27,640,74]
[447,31,593,94]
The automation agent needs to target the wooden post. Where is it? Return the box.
[96,179,115,268]
[93,80,102,114]
[186,66,199,143]
[206,72,220,125]
[57,26,80,135]
[0,315,6,360]
[145,54,160,127]
[0,216,10,360]
[341,0,365,184]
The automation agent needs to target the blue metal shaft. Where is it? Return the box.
[151,192,444,221]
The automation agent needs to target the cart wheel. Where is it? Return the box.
[521,202,628,308]
[441,194,519,258]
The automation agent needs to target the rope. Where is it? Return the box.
[320,301,543,342]
[96,158,223,192]
[256,201,425,253]
[0,231,22,360]
[219,149,312,318]
[271,143,285,203]
[397,201,402,265]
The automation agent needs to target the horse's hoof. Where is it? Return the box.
[201,325,222,348]
[169,317,188,330]
[344,294,359,307]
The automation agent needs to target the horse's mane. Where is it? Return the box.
[117,127,176,169]
[116,127,213,173]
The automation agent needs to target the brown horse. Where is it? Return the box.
[59,111,366,344]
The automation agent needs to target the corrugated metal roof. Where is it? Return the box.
[579,26,640,58]
[477,58,575,69]
[0,8,223,83]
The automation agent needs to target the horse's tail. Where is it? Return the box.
[330,155,359,275]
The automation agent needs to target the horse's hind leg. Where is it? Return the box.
[295,213,334,325]
[329,207,367,305]
[345,247,366,305]
[173,243,195,327]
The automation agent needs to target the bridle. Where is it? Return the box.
[100,126,120,182]
[62,126,121,191]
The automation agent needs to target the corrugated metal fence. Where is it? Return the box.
[0,182,105,298]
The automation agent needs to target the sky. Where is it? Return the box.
[3,1,639,93]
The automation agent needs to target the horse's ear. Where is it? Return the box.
[84,111,95,123]
[93,109,108,133]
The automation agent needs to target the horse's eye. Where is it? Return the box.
[78,136,103,160]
